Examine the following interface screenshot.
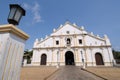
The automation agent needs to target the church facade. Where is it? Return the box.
[31,22,114,67]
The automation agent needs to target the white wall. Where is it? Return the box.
[0,33,26,80]
[32,23,114,67]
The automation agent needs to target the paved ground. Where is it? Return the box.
[46,66,103,80]
[20,66,58,80]
[21,66,120,80]
[85,67,120,80]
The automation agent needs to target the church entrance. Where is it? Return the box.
[65,51,75,65]
[40,54,47,65]
[95,53,104,65]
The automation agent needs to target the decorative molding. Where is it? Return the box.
[0,24,29,40]
[87,33,105,41]
[33,45,111,50]
[32,62,40,64]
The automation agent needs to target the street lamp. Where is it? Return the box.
[8,4,25,25]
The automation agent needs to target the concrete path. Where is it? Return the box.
[47,66,104,80]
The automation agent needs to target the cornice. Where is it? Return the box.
[51,33,105,42]
[33,45,111,50]
[0,24,29,40]
[38,36,51,44]
[51,34,79,37]
[87,33,105,41]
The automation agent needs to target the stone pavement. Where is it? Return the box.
[85,67,120,80]
[20,66,58,80]
[46,66,104,80]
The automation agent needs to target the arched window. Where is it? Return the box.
[67,38,71,44]
[40,54,47,65]
[95,53,104,65]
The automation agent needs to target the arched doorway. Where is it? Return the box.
[65,51,75,65]
[40,54,47,65]
[95,53,104,65]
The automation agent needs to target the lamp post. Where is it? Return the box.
[81,51,85,68]
[8,4,25,25]
[0,4,29,80]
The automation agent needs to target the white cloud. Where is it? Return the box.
[23,2,42,24]
[32,2,42,23]
[23,3,30,9]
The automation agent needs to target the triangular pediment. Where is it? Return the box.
[51,22,87,36]
[34,21,110,48]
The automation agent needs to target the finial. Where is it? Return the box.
[34,38,39,46]
[40,38,43,41]
[97,35,99,37]
[65,20,70,24]
[90,32,94,35]
[104,34,108,39]
[35,38,39,42]
[73,23,77,26]
[81,26,84,30]
[45,35,48,38]
[59,24,63,28]
[53,28,56,32]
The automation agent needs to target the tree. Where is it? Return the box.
[23,49,33,64]
[112,49,120,59]
[112,49,120,64]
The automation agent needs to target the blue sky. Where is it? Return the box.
[0,0,120,51]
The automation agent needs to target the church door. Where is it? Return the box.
[95,53,104,65]
[65,51,75,65]
[40,54,47,65]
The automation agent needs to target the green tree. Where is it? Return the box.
[112,49,120,59]
[23,49,33,64]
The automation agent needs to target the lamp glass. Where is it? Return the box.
[8,4,26,25]
[9,7,16,19]
[14,9,22,22]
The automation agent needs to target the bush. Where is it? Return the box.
[112,49,120,59]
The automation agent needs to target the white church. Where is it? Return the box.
[31,22,114,67]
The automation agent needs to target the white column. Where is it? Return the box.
[0,24,29,80]
[90,48,94,66]
[81,51,85,68]
[23,59,27,66]
[56,51,59,68]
